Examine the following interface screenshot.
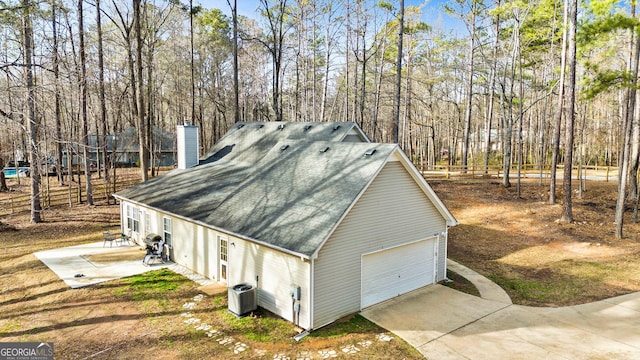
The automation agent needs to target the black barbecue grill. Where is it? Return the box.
[143,233,168,265]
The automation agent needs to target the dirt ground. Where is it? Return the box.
[1,176,639,358]
[431,178,640,306]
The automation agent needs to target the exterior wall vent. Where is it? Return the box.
[177,125,199,169]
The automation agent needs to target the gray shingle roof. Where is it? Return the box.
[200,121,369,166]
[115,123,392,258]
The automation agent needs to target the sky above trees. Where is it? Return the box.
[201,0,466,35]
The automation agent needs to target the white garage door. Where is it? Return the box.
[361,239,436,308]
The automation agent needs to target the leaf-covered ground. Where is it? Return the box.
[432,178,640,306]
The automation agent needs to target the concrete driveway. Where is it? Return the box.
[361,262,640,359]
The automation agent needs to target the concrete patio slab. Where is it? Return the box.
[34,241,171,288]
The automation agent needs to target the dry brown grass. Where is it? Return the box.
[432,178,640,306]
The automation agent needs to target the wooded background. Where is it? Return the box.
[1,0,638,236]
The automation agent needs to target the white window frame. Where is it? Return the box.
[126,205,133,230]
[219,235,228,282]
[145,212,151,235]
[163,217,172,246]
[127,205,140,233]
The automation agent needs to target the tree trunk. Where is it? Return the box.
[371,11,390,141]
[134,0,148,181]
[190,0,196,125]
[462,9,476,173]
[230,0,239,123]
[260,0,286,122]
[560,0,578,223]
[79,0,93,205]
[319,2,337,123]
[96,0,110,200]
[501,27,518,189]
[52,3,64,186]
[23,0,41,223]
[0,158,8,191]
[484,2,500,174]
[615,7,640,238]
[358,16,368,129]
[550,0,569,205]
[393,0,404,144]
[517,26,524,199]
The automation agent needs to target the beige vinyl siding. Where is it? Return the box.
[170,218,217,278]
[313,162,446,328]
[343,134,364,142]
[230,240,311,329]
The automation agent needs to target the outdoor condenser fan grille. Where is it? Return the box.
[228,283,257,317]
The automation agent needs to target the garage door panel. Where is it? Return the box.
[361,239,436,308]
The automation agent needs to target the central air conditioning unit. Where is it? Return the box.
[228,283,257,317]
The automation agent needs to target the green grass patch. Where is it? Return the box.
[212,294,226,308]
[490,276,553,302]
[309,314,381,339]
[219,308,297,343]
[118,268,191,301]
[0,319,21,335]
[563,260,621,276]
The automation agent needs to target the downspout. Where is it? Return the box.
[293,259,313,341]
[310,258,315,330]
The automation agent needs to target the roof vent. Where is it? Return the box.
[332,124,342,131]
[278,124,286,131]
[364,148,377,156]
[304,125,313,131]
[319,147,330,153]
[256,124,264,129]
[280,144,290,151]
[237,124,245,129]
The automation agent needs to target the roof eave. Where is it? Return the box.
[112,193,313,260]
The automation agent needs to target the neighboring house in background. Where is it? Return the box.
[113,122,457,330]
[62,126,176,168]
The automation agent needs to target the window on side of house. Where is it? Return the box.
[163,217,172,246]
[126,205,133,230]
[220,237,228,262]
[131,207,140,233]
[145,212,151,235]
